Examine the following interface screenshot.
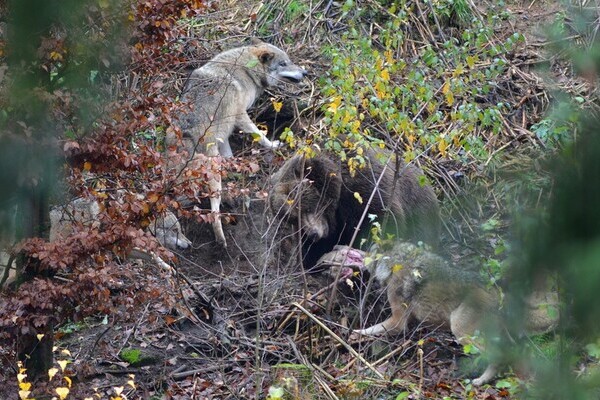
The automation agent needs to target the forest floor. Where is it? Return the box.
[1,0,595,399]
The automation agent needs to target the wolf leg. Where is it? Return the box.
[472,364,497,386]
[353,318,401,336]
[206,146,227,247]
[354,285,409,336]
[451,302,495,386]
[354,309,408,336]
[236,113,281,149]
[218,138,234,158]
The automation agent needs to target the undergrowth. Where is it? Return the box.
[284,0,525,171]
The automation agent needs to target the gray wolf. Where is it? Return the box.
[49,197,191,268]
[170,41,308,247]
[319,242,559,386]
[269,145,441,269]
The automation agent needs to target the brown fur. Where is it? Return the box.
[269,146,441,268]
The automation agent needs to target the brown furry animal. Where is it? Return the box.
[269,146,441,268]
[318,242,559,386]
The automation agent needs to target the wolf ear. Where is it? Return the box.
[258,50,274,64]
[303,157,342,185]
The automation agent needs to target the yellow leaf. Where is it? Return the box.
[17,373,27,383]
[353,192,363,204]
[445,90,454,106]
[127,379,136,389]
[417,339,425,346]
[380,68,390,81]
[286,199,294,206]
[19,382,31,391]
[83,161,92,171]
[64,376,72,388]
[438,139,448,157]
[56,386,70,400]
[466,55,477,68]
[18,390,31,400]
[453,64,465,77]
[342,112,352,125]
[327,96,342,114]
[392,264,403,273]
[36,334,44,341]
[441,80,450,95]
[271,100,283,113]
[361,98,369,110]
[375,81,386,99]
[48,367,59,381]
[114,386,124,395]
[60,349,72,357]
[375,57,383,71]
[57,360,69,371]
[384,50,394,65]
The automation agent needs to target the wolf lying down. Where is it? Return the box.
[50,197,191,268]
[318,242,559,386]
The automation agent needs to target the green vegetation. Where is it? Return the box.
[307,0,524,171]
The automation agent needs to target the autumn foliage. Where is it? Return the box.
[0,0,228,385]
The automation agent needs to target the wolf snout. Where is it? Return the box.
[279,67,308,83]
[305,229,322,242]
[302,215,328,241]
[176,235,192,250]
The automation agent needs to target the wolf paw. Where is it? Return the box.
[269,139,282,149]
[216,234,228,248]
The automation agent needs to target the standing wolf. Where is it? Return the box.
[169,41,307,247]
[317,242,559,386]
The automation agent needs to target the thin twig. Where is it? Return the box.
[291,302,385,380]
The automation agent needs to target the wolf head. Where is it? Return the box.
[248,42,308,86]
[269,155,342,242]
[149,210,192,251]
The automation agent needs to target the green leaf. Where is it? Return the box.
[495,379,514,389]
[245,58,259,69]
[267,386,285,400]
[585,340,600,358]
